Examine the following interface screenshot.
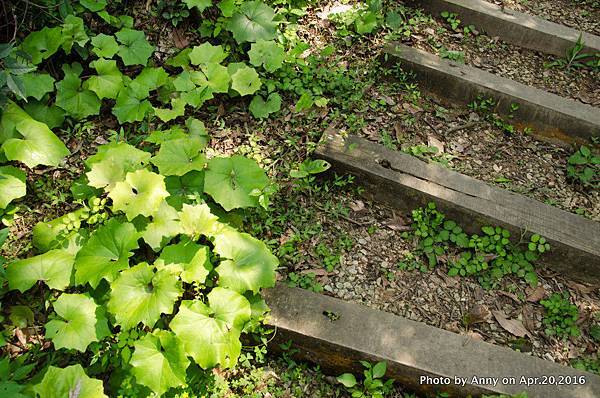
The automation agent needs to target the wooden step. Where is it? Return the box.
[315,129,600,284]
[383,43,600,145]
[265,285,600,398]
[407,0,600,57]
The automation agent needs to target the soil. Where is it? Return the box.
[408,23,600,106]
[3,0,599,392]
[274,188,600,369]
[386,4,600,106]
[356,89,600,221]
[491,0,600,36]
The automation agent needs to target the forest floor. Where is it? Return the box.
[2,0,599,396]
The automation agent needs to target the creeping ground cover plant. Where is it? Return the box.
[3,119,279,396]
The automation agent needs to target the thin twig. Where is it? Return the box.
[314,204,369,226]
[14,0,28,41]
[446,121,478,134]
[422,116,440,135]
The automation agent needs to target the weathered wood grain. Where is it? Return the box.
[407,0,600,57]
[265,285,600,397]
[383,43,600,145]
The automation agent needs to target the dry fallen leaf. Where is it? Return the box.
[385,215,411,231]
[172,28,189,49]
[94,136,108,145]
[521,304,536,334]
[349,200,365,212]
[15,328,28,347]
[566,281,597,295]
[497,290,520,302]
[436,267,459,287]
[492,310,532,338]
[445,321,461,333]
[393,121,403,142]
[402,102,423,115]
[463,304,491,326]
[526,285,546,302]
[465,331,484,340]
[427,134,444,153]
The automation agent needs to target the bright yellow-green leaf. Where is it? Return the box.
[213,226,278,293]
[108,169,170,220]
[1,102,70,168]
[189,42,227,65]
[6,249,75,293]
[230,65,261,96]
[169,289,250,369]
[74,219,139,288]
[151,136,206,176]
[141,201,183,251]
[116,28,154,66]
[34,365,108,398]
[108,262,182,329]
[204,155,269,210]
[85,142,151,190]
[84,59,124,99]
[130,330,189,395]
[179,203,222,238]
[45,293,109,352]
[156,240,212,284]
[0,166,26,209]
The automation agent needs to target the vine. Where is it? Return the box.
[0,1,296,396]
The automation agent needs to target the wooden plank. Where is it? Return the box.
[407,0,600,57]
[383,43,600,145]
[314,130,600,283]
[265,285,600,398]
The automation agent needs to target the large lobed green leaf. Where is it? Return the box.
[21,73,55,101]
[1,102,70,168]
[178,203,222,238]
[45,293,110,352]
[189,43,228,65]
[213,226,278,293]
[230,65,261,96]
[228,1,278,43]
[141,201,183,251]
[55,63,101,119]
[84,59,124,100]
[91,33,119,58]
[151,136,207,176]
[108,169,170,220]
[204,155,269,210]
[20,26,63,65]
[6,249,74,292]
[169,287,251,369]
[34,365,107,398]
[85,142,151,190]
[155,240,212,284]
[116,28,155,66]
[130,330,189,395]
[249,92,281,119]
[248,40,284,72]
[108,262,182,329]
[0,166,26,209]
[74,219,139,288]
